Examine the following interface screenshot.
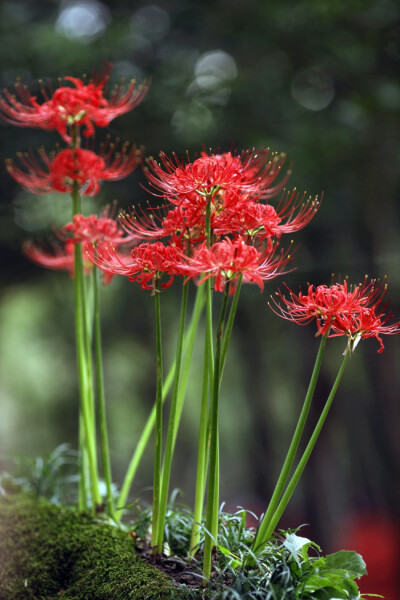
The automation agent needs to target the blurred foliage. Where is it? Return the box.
[0,0,399,572]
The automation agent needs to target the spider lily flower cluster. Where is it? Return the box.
[2,64,147,520]
[251,278,400,557]
[3,65,399,586]
[271,278,400,353]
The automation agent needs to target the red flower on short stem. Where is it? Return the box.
[0,64,149,142]
[7,142,142,196]
[270,280,364,335]
[270,278,400,352]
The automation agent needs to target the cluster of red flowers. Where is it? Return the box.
[0,64,147,279]
[271,279,400,352]
[4,64,397,351]
[3,65,145,197]
[1,64,319,294]
[89,148,319,291]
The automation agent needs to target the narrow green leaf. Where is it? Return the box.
[217,543,242,569]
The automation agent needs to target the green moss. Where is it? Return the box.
[0,493,177,600]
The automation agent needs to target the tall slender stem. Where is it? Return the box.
[204,196,214,378]
[156,282,189,553]
[221,275,243,374]
[78,411,88,511]
[203,282,230,581]
[70,125,100,511]
[116,283,205,520]
[151,279,163,549]
[209,278,242,544]
[171,283,205,449]
[190,293,212,556]
[72,183,100,511]
[254,348,350,551]
[190,196,216,556]
[93,264,114,518]
[211,435,220,543]
[253,332,328,552]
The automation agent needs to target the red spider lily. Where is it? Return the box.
[270,278,400,352]
[121,202,207,247]
[272,189,321,235]
[86,240,186,291]
[60,210,136,247]
[7,143,142,196]
[330,296,400,353]
[182,237,294,292]
[212,201,282,244]
[23,239,95,279]
[24,209,135,284]
[213,190,320,240]
[121,190,319,252]
[162,203,207,244]
[122,163,318,250]
[0,64,149,142]
[144,149,288,203]
[270,280,371,335]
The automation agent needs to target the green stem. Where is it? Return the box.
[253,332,328,553]
[211,435,219,543]
[203,282,230,581]
[254,347,350,552]
[115,284,205,520]
[151,279,163,549]
[156,283,189,553]
[208,277,242,544]
[204,196,214,378]
[93,265,114,518]
[190,260,215,556]
[200,278,215,493]
[78,411,88,511]
[205,278,214,383]
[82,266,96,432]
[72,186,100,512]
[189,291,212,556]
[171,283,205,449]
[221,275,243,374]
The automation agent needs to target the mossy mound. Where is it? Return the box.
[0,493,176,600]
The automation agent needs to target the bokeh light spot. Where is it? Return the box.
[194,50,238,90]
[131,5,171,41]
[56,0,110,43]
[291,66,335,111]
[171,103,214,141]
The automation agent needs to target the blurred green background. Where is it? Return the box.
[0,0,399,594]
